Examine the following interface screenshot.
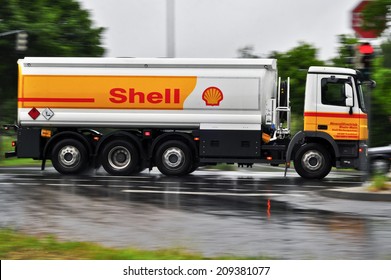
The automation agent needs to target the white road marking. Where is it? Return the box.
[14,182,40,186]
[0,182,18,186]
[121,188,283,197]
[77,184,104,187]
[95,175,148,180]
[106,185,132,188]
[133,185,162,189]
[47,183,75,187]
[184,182,210,185]
[198,187,223,191]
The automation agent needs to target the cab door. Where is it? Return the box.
[315,75,361,141]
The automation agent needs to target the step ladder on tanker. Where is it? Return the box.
[269,77,291,140]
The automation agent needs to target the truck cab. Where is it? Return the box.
[286,66,369,179]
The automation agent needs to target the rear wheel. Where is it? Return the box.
[294,143,332,179]
[51,139,89,175]
[101,139,140,176]
[155,140,193,176]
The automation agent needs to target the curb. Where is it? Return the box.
[320,187,391,202]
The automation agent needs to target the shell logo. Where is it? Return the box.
[202,87,223,106]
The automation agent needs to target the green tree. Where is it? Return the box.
[237,45,260,58]
[0,0,105,124]
[332,34,359,68]
[380,39,391,68]
[362,0,390,36]
[369,57,391,146]
[269,42,324,119]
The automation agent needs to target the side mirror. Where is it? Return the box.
[345,83,353,107]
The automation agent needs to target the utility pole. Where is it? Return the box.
[167,0,175,58]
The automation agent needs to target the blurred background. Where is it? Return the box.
[1,0,390,149]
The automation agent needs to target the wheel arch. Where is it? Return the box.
[43,131,93,160]
[96,131,145,165]
[286,131,340,165]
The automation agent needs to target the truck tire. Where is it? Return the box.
[52,139,89,175]
[293,143,332,179]
[101,140,140,176]
[155,140,193,176]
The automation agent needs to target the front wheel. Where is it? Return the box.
[294,143,332,179]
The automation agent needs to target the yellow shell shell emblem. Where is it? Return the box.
[202,87,223,106]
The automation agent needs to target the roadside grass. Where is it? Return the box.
[368,174,391,192]
[0,229,268,260]
[205,163,237,171]
[0,157,41,167]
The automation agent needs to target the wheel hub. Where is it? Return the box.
[163,148,184,168]
[302,150,323,171]
[59,146,80,167]
[108,146,131,170]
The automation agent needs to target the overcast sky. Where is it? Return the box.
[79,0,361,61]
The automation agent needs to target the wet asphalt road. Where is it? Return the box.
[0,166,390,259]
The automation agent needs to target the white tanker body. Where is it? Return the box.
[17,57,278,129]
[5,57,369,179]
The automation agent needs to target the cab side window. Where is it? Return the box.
[321,78,348,107]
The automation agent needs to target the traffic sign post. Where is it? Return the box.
[0,30,28,51]
[15,31,28,52]
[352,0,380,39]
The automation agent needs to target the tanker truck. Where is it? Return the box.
[4,57,369,179]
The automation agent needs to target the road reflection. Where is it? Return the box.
[0,168,389,259]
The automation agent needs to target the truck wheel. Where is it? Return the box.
[52,139,89,175]
[101,140,140,176]
[155,140,192,176]
[294,143,332,179]
[187,163,199,174]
